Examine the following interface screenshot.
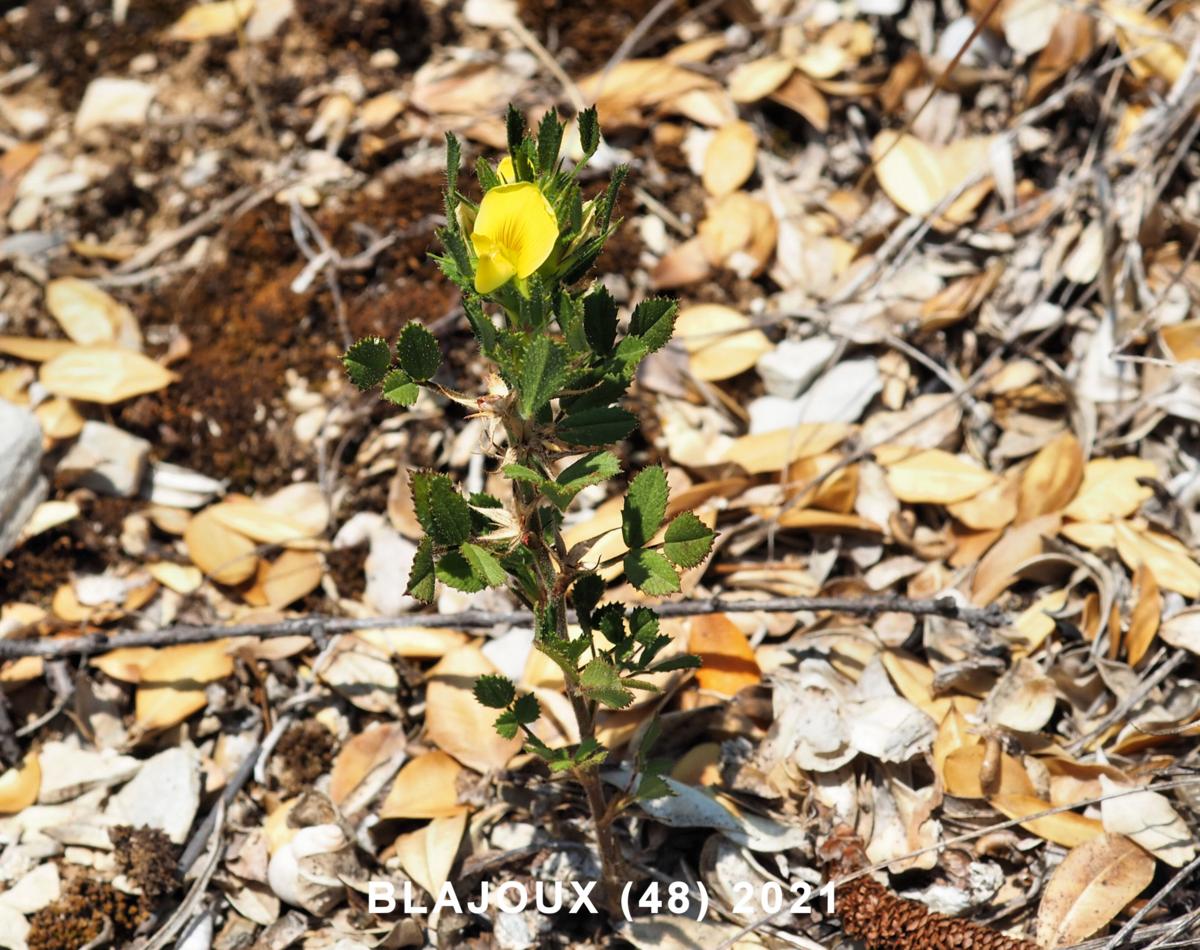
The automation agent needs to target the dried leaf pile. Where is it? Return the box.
[1,0,1200,948]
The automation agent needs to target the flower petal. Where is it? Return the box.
[474,252,516,294]
[473,183,559,283]
[497,156,515,183]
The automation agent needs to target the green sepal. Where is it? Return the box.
[518,336,567,419]
[600,164,629,229]
[578,105,600,161]
[462,296,496,353]
[342,336,391,390]
[506,104,526,154]
[476,155,501,192]
[583,285,618,355]
[444,131,461,226]
[537,109,564,174]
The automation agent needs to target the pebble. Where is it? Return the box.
[74,77,155,135]
[57,421,150,497]
[755,336,838,399]
[105,746,201,845]
[0,399,47,559]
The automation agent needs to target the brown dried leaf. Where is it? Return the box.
[166,0,253,40]
[702,121,758,197]
[971,514,1061,606]
[426,644,521,773]
[728,56,795,103]
[722,423,850,475]
[1063,457,1156,521]
[1036,834,1154,948]
[1125,563,1161,666]
[39,347,176,404]
[674,304,772,381]
[134,640,236,733]
[391,811,467,899]
[688,614,760,697]
[330,722,406,807]
[1018,431,1084,522]
[262,550,323,608]
[380,751,467,820]
[184,506,259,585]
[881,447,998,504]
[0,755,40,814]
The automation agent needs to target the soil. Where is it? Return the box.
[274,719,339,795]
[26,876,152,950]
[109,825,180,899]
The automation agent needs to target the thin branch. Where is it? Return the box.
[0,594,1007,660]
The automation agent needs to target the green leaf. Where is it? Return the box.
[558,406,637,446]
[475,155,501,192]
[512,692,540,725]
[494,710,519,739]
[647,654,703,674]
[462,296,496,352]
[583,285,618,355]
[444,131,461,225]
[518,337,567,418]
[537,109,564,174]
[572,736,608,769]
[629,606,659,644]
[572,573,605,627]
[396,322,441,381]
[506,104,526,154]
[381,370,419,406]
[406,537,436,603]
[580,658,634,709]
[474,674,515,709]
[663,512,715,569]
[503,463,545,486]
[623,677,660,692]
[629,298,678,354]
[558,290,587,351]
[624,549,681,596]
[543,450,620,509]
[428,477,472,546]
[461,542,507,588]
[342,336,391,389]
[623,466,669,548]
[410,472,436,536]
[636,769,674,801]
[435,550,485,592]
[578,105,600,159]
[600,164,629,229]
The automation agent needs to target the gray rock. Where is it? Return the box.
[57,421,150,497]
[755,337,838,399]
[0,399,47,559]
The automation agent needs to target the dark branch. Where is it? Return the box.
[0,595,1007,661]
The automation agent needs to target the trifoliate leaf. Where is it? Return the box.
[518,336,567,419]
[474,674,515,709]
[512,692,541,725]
[428,477,472,546]
[623,466,669,548]
[396,322,441,381]
[406,536,436,603]
[624,548,681,596]
[343,336,390,389]
[583,285,618,355]
[580,658,634,709]
[629,298,678,354]
[461,542,507,588]
[435,550,485,592]
[381,370,419,406]
[558,406,638,446]
[663,512,715,568]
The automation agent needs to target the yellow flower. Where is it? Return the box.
[497,155,515,183]
[470,183,559,294]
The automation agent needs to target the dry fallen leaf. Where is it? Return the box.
[167,0,254,41]
[262,550,323,608]
[674,304,772,382]
[1062,457,1156,521]
[881,447,998,504]
[425,644,521,773]
[45,277,141,349]
[728,56,794,103]
[1036,834,1155,948]
[990,793,1104,848]
[871,131,996,228]
[39,348,176,405]
[702,120,758,197]
[381,751,467,820]
[1124,563,1161,666]
[688,614,760,696]
[1099,775,1197,867]
[971,514,1061,605]
[1113,522,1200,598]
[134,640,236,734]
[1017,431,1084,522]
[721,423,850,475]
[330,722,407,807]
[0,754,40,814]
[184,506,259,585]
[391,811,467,900]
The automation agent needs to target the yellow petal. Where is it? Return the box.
[497,155,515,183]
[474,250,517,294]
[472,183,558,283]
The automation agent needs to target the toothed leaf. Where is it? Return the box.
[343,336,391,389]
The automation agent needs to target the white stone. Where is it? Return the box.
[0,399,46,559]
[57,421,150,497]
[74,78,155,134]
[0,862,59,914]
[364,527,417,615]
[106,746,201,845]
[755,337,838,399]
[749,358,882,434]
[37,743,140,805]
[0,903,29,950]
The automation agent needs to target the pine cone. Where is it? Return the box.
[837,874,1038,950]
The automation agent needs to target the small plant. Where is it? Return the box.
[342,106,715,904]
